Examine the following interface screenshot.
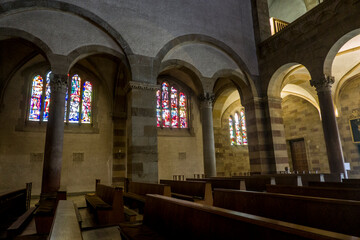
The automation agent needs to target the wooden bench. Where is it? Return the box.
[309,181,360,189]
[159,180,212,205]
[48,200,82,240]
[343,179,360,184]
[232,175,274,191]
[213,188,360,237]
[119,194,359,240]
[187,177,246,190]
[266,184,360,201]
[123,181,171,214]
[85,180,124,225]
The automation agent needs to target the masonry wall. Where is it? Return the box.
[282,95,329,172]
[214,101,250,176]
[0,61,113,195]
[338,77,360,178]
[157,98,204,180]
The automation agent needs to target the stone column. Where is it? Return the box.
[126,81,159,183]
[199,93,216,177]
[41,73,68,194]
[310,75,345,174]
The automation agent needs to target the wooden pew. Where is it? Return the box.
[271,174,302,186]
[159,180,213,205]
[213,189,360,237]
[232,175,273,191]
[186,178,246,190]
[119,194,359,240]
[266,184,360,201]
[85,180,124,225]
[123,181,171,214]
[48,200,82,240]
[309,181,360,189]
[297,174,324,186]
[343,179,360,184]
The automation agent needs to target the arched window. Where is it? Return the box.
[156,82,188,128]
[28,72,93,124]
[229,109,248,145]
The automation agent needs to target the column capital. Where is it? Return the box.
[199,93,215,108]
[50,73,68,94]
[310,75,335,92]
[125,81,160,92]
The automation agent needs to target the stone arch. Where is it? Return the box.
[159,59,204,96]
[155,34,254,80]
[324,29,360,77]
[0,0,133,57]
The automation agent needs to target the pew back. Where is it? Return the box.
[213,189,360,237]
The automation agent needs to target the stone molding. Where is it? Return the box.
[50,73,68,94]
[199,93,215,108]
[125,81,160,92]
[310,75,334,92]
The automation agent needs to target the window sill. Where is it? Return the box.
[15,121,99,134]
[157,127,195,137]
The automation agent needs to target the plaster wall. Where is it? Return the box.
[1,0,259,75]
[282,95,329,172]
[267,0,307,23]
[0,63,113,195]
[157,99,204,180]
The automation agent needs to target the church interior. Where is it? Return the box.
[1,0,360,239]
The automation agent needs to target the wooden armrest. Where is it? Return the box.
[85,195,112,209]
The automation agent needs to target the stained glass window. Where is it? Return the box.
[229,109,248,146]
[229,116,236,145]
[234,113,242,145]
[157,82,188,129]
[171,87,179,127]
[29,75,43,121]
[69,74,81,123]
[43,72,51,121]
[161,82,170,128]
[179,92,187,128]
[29,72,93,124]
[156,90,161,127]
[81,81,92,123]
[240,109,248,145]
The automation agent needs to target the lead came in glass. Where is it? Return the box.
[241,109,248,145]
[156,90,161,127]
[43,72,51,122]
[234,112,242,145]
[162,82,170,127]
[179,92,187,128]
[69,74,81,122]
[229,116,236,145]
[81,81,92,123]
[29,75,43,121]
[171,87,179,127]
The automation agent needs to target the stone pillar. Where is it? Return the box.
[310,75,345,174]
[199,93,216,177]
[41,73,68,194]
[126,81,159,183]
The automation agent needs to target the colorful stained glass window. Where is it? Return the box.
[64,88,68,122]
[29,75,43,121]
[157,82,188,129]
[156,90,161,127]
[43,72,51,122]
[241,109,248,145]
[69,74,81,123]
[81,81,92,123]
[229,116,236,145]
[234,112,242,145]
[171,87,179,127]
[179,92,187,128]
[161,82,170,128]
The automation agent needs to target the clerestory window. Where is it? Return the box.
[156,82,188,128]
[229,109,247,145]
[28,72,93,124]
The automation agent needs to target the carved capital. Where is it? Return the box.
[125,81,160,92]
[50,73,68,94]
[310,75,334,92]
[199,93,215,108]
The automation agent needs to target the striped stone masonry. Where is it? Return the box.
[112,117,127,187]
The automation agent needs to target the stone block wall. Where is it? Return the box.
[214,101,250,176]
[338,77,360,178]
[282,95,329,172]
